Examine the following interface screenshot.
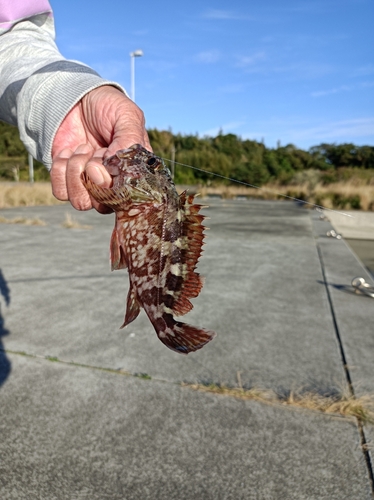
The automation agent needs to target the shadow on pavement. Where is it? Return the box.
[0,269,11,387]
[317,279,357,296]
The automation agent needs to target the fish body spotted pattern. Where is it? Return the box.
[81,144,216,354]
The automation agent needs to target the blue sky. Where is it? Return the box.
[51,0,373,150]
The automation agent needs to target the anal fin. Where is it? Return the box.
[120,284,141,328]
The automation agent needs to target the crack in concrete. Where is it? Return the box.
[316,239,374,495]
[2,347,374,424]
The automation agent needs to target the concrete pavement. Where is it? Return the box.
[1,199,374,499]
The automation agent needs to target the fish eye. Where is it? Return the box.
[147,157,156,166]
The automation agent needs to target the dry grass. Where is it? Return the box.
[61,212,92,230]
[0,182,64,208]
[197,184,262,200]
[197,182,374,211]
[1,178,373,212]
[276,182,374,211]
[0,215,46,226]
[186,381,374,424]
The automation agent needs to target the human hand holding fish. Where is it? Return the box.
[51,86,151,213]
[81,144,217,354]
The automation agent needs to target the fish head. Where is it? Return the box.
[103,144,174,203]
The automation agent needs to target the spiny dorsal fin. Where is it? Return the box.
[169,192,207,316]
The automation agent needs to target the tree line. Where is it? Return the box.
[0,121,373,184]
[148,129,374,186]
[0,121,47,181]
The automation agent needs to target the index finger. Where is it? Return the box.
[84,149,114,214]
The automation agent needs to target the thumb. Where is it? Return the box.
[105,132,153,158]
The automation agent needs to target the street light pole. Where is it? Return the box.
[129,49,143,102]
[28,153,34,183]
[170,145,175,180]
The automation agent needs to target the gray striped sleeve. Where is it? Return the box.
[0,13,125,169]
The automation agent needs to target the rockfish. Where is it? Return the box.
[81,144,216,354]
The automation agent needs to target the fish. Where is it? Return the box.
[81,144,216,354]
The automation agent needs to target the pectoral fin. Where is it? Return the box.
[110,227,127,270]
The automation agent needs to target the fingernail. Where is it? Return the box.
[75,144,92,154]
[86,165,104,185]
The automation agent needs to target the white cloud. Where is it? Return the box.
[362,81,374,88]
[218,83,246,94]
[201,9,252,20]
[279,1,332,14]
[236,52,266,68]
[312,81,374,97]
[311,85,351,97]
[234,54,334,80]
[288,117,374,142]
[239,116,374,149]
[131,29,148,36]
[195,50,220,64]
[202,9,236,20]
[353,64,374,76]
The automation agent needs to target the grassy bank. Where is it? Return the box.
[0,182,64,208]
[195,181,374,211]
[0,178,373,211]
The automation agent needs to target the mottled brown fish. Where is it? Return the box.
[81,144,216,354]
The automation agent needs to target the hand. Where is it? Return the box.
[51,85,152,213]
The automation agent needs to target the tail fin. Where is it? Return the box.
[153,316,216,355]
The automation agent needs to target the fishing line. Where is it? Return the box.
[161,157,353,218]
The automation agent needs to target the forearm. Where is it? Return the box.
[0,3,125,168]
